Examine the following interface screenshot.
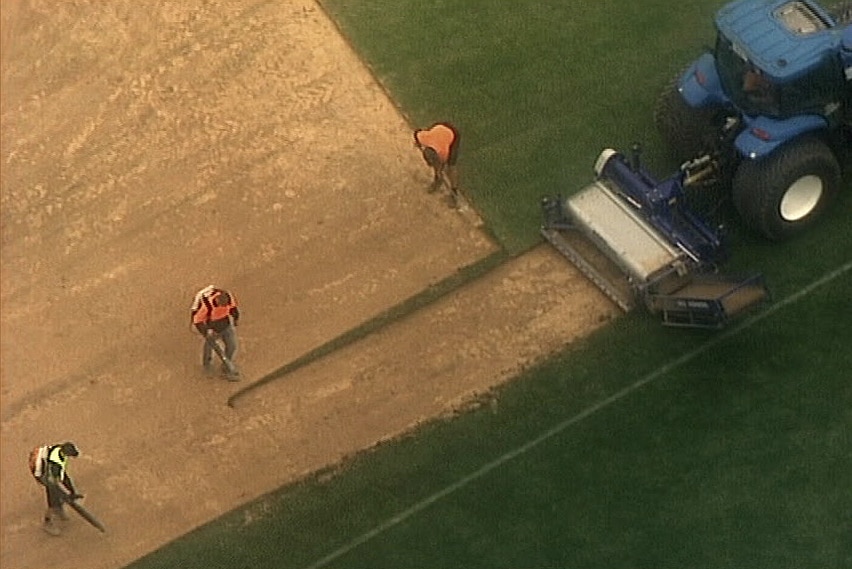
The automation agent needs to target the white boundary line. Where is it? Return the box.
[304,260,851,569]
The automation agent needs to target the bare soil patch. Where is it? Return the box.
[0,2,616,568]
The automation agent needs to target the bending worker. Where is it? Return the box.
[191,285,240,380]
[414,122,461,205]
[29,441,83,536]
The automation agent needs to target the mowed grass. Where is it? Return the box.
[312,272,852,569]
[128,259,852,569]
[320,0,725,252]
[127,0,852,567]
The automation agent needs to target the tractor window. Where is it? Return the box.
[715,33,845,118]
[715,34,781,116]
[742,67,781,112]
[775,55,846,116]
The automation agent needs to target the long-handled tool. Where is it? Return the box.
[52,485,106,533]
[204,332,239,378]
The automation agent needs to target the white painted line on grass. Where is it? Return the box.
[304,260,851,569]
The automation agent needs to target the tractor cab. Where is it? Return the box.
[714,0,849,119]
[655,0,850,241]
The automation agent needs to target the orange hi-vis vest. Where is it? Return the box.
[192,290,236,325]
[415,124,456,163]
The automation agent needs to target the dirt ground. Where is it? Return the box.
[0,2,618,568]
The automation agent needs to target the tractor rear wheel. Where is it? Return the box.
[653,69,721,162]
[732,137,840,240]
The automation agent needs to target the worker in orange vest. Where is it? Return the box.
[191,285,240,379]
[414,122,461,206]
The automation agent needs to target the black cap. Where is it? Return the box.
[61,442,79,457]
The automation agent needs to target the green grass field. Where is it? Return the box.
[128,1,852,567]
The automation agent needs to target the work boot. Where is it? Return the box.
[54,506,69,521]
[42,509,61,536]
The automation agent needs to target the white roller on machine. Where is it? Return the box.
[541,147,769,328]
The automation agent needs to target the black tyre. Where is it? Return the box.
[732,137,841,240]
[653,69,722,161]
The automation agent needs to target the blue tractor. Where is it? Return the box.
[654,0,852,240]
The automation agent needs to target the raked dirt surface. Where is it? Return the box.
[0,2,618,568]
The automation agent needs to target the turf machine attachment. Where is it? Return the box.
[541,147,769,329]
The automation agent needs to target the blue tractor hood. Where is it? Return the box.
[715,0,844,83]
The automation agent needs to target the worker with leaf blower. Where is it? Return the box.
[29,442,83,536]
[191,285,241,380]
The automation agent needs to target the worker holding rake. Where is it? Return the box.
[191,285,241,380]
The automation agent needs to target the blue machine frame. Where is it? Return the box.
[677,0,851,158]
